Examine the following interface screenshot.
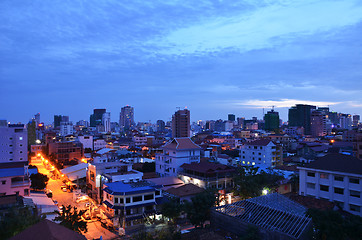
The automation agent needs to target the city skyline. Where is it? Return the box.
[2,1,362,123]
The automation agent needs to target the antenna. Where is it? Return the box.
[176,107,181,111]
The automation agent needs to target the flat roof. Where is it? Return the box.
[104,181,156,195]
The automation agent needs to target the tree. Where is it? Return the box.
[306,208,362,240]
[239,225,261,240]
[0,206,44,239]
[30,173,49,190]
[54,205,87,233]
[233,166,284,199]
[183,190,215,228]
[161,198,182,224]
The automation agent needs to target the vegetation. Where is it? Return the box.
[183,190,216,228]
[54,205,87,233]
[161,198,182,224]
[142,162,155,173]
[233,166,284,199]
[30,173,49,190]
[222,149,240,158]
[306,208,362,240]
[132,227,181,240]
[0,206,44,239]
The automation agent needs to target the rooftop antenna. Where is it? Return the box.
[176,107,181,111]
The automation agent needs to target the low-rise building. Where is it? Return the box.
[102,181,162,233]
[239,140,282,167]
[298,153,362,217]
[178,162,235,189]
[156,138,201,177]
[48,141,83,166]
[86,162,143,203]
[94,139,107,151]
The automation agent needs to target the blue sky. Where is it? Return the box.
[1,0,362,124]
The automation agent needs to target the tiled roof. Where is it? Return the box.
[180,162,235,174]
[165,183,204,197]
[301,153,362,175]
[162,137,201,150]
[10,219,86,240]
[244,139,273,146]
[284,193,335,211]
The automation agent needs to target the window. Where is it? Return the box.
[334,176,343,181]
[350,190,360,198]
[126,197,131,203]
[144,194,154,200]
[133,196,142,202]
[115,197,118,204]
[258,158,261,160]
[254,146,257,149]
[320,173,329,179]
[252,152,255,155]
[349,178,360,184]
[119,197,124,204]
[320,185,329,192]
[1,180,6,185]
[307,172,315,177]
[334,187,344,195]
[258,153,261,155]
[334,201,344,209]
[19,137,23,140]
[349,204,361,212]
[307,183,315,189]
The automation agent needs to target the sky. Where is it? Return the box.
[1,0,362,124]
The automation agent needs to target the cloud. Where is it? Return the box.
[154,0,362,56]
[235,99,340,108]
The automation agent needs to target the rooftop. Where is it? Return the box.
[103,180,156,195]
[9,219,86,240]
[300,153,362,175]
[180,162,235,174]
[244,139,273,146]
[165,183,204,197]
[163,137,201,150]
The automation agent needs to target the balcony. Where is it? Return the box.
[11,180,30,188]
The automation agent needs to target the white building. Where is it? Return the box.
[87,162,143,203]
[298,153,362,217]
[0,121,27,163]
[239,139,282,168]
[78,135,94,150]
[102,112,111,133]
[93,138,107,151]
[60,122,73,136]
[132,135,147,147]
[156,138,201,177]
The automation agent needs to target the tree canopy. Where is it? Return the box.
[233,166,284,199]
[30,173,49,190]
[54,205,87,233]
[0,206,44,239]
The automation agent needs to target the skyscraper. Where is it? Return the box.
[90,109,106,127]
[264,109,279,131]
[228,114,235,122]
[288,104,316,135]
[119,106,134,131]
[102,112,111,132]
[54,115,62,128]
[172,109,190,138]
[310,110,326,137]
[157,120,165,132]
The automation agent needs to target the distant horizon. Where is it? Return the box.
[2,1,362,124]
[2,103,357,126]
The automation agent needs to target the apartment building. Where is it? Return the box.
[156,138,201,177]
[299,153,362,216]
[102,181,162,232]
[239,139,282,167]
[0,122,27,163]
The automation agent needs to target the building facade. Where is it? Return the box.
[119,106,134,132]
[0,123,27,163]
[172,109,190,138]
[156,138,201,177]
[299,154,362,217]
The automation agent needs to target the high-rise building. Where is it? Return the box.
[264,110,279,132]
[310,110,326,137]
[34,113,40,126]
[172,109,190,138]
[157,120,165,132]
[228,114,235,122]
[90,109,106,127]
[237,117,245,129]
[119,106,134,132]
[353,115,360,128]
[27,120,36,148]
[60,122,73,136]
[340,114,352,130]
[102,112,111,132]
[0,121,28,163]
[54,115,62,128]
[288,104,316,135]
